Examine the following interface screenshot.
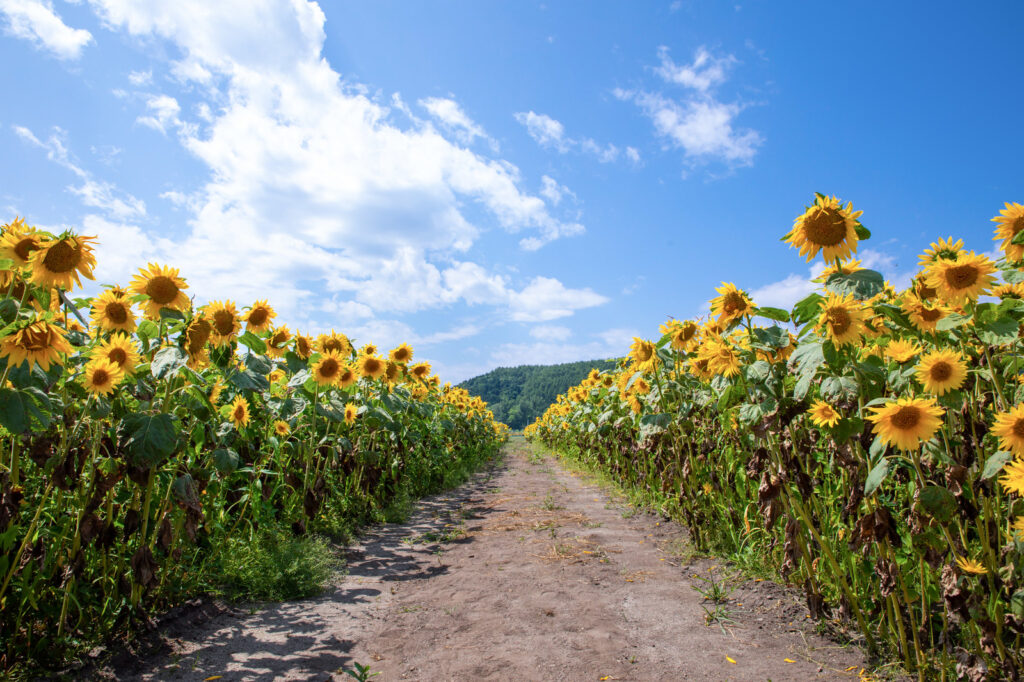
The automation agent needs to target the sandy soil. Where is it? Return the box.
[106,437,871,681]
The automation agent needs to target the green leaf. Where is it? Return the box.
[1012,230,1024,246]
[159,308,185,321]
[0,258,13,270]
[936,313,971,331]
[864,458,890,496]
[981,451,1013,480]
[752,325,790,349]
[978,316,1018,346]
[287,369,310,388]
[919,485,957,524]
[794,373,813,401]
[756,306,791,323]
[121,413,180,467]
[227,367,269,392]
[831,417,864,445]
[238,331,267,355]
[212,447,240,474]
[824,269,885,300]
[245,353,274,375]
[151,346,188,380]
[854,223,871,240]
[788,341,824,378]
[0,388,28,434]
[171,474,200,509]
[639,413,672,439]
[745,360,771,382]
[792,293,825,326]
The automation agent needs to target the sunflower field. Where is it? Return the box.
[526,197,1024,680]
[0,218,507,671]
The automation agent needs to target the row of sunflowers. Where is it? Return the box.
[0,218,507,670]
[526,197,1024,680]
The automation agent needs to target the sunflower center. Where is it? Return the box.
[248,308,268,326]
[364,358,382,373]
[233,406,245,420]
[635,346,653,362]
[1013,419,1024,439]
[297,338,311,356]
[14,237,39,262]
[93,368,111,385]
[212,310,235,335]
[271,332,288,347]
[41,240,80,273]
[319,358,340,378]
[804,208,848,247]
[103,300,128,324]
[891,406,921,430]
[918,285,937,299]
[21,325,52,351]
[108,348,127,366]
[723,292,748,314]
[393,348,411,362]
[146,276,179,304]
[944,264,979,290]
[187,319,211,353]
[919,307,942,322]
[929,361,952,382]
[826,307,852,336]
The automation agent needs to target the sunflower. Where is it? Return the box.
[337,362,358,388]
[600,374,615,389]
[184,316,212,357]
[227,395,250,428]
[992,404,1024,457]
[90,289,136,333]
[82,358,124,396]
[359,343,378,357]
[409,362,432,382]
[294,332,314,360]
[710,282,754,325]
[808,400,841,428]
[311,350,345,387]
[633,376,651,394]
[344,402,359,424]
[273,420,291,436]
[317,331,351,356]
[992,283,1024,300]
[28,234,97,291]
[955,556,987,576]
[209,378,225,405]
[670,320,699,352]
[389,343,413,364]
[1013,516,1024,539]
[814,258,863,283]
[884,339,919,364]
[266,326,292,358]
[816,293,867,347]
[0,270,27,301]
[925,251,996,305]
[704,338,741,378]
[625,391,643,414]
[917,237,965,268]
[0,318,73,370]
[358,354,387,380]
[785,195,863,262]
[92,333,141,375]
[1001,458,1024,496]
[241,300,274,333]
[867,397,944,451]
[628,338,660,373]
[992,202,1024,262]
[0,219,43,266]
[130,263,190,320]
[384,360,402,384]
[901,295,948,333]
[205,300,241,347]
[186,348,209,370]
[915,350,967,395]
[689,356,714,382]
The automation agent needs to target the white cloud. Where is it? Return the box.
[539,175,574,206]
[127,69,152,85]
[489,326,633,368]
[419,96,495,150]
[0,0,92,60]
[625,146,641,163]
[530,324,571,342]
[617,46,762,168]
[136,94,181,134]
[509,276,608,322]
[514,110,630,164]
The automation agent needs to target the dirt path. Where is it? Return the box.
[112,437,869,681]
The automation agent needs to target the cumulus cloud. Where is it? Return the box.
[0,0,92,60]
[509,277,609,322]
[616,45,762,168]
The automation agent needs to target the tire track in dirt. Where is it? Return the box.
[112,436,869,681]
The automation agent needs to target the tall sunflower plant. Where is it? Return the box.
[527,196,1024,679]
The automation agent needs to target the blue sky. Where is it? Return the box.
[1,1,1020,382]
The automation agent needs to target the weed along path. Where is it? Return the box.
[113,437,869,681]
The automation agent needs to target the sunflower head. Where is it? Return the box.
[90,289,136,333]
[0,219,43,266]
[227,395,250,428]
[628,337,659,372]
[359,343,378,357]
[358,354,386,380]
[409,362,432,381]
[274,420,291,436]
[389,343,413,364]
[205,300,241,346]
[29,234,97,291]
[130,263,191,320]
[785,194,863,263]
[337,362,358,388]
[317,331,352,356]
[917,237,965,268]
[955,556,987,576]
[0,317,73,371]
[808,400,841,428]
[93,333,141,375]
[82,358,124,396]
[992,202,1024,263]
[901,294,948,333]
[184,316,212,356]
[816,292,867,347]
[710,282,754,325]
[312,350,345,387]
[925,251,996,305]
[915,350,967,396]
[294,333,314,360]
[344,402,359,424]
[266,326,292,358]
[884,338,919,364]
[242,300,275,333]
[992,405,1024,458]
[867,396,944,452]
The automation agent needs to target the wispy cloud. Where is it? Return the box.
[0,0,92,60]
[514,110,637,164]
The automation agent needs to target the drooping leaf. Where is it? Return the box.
[237,331,267,355]
[825,269,885,300]
[864,457,890,496]
[756,306,791,323]
[212,447,240,474]
[151,346,188,380]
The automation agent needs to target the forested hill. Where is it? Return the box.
[459,359,618,430]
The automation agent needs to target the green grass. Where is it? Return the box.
[218,524,340,601]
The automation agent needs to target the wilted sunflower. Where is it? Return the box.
[389,343,413,364]
[992,404,1024,457]
[884,338,919,364]
[808,400,841,428]
[0,219,43,266]
[359,354,386,380]
[344,402,359,424]
[628,337,660,373]
[227,395,250,428]
[92,333,141,375]
[955,556,987,576]
[867,397,944,451]
[90,289,136,333]
[710,282,754,325]
[901,295,948,333]
[266,326,292,358]
[184,316,212,357]
[816,293,867,347]
[273,420,291,436]
[915,350,966,396]
[29,234,97,291]
[925,251,996,305]
[243,300,275,333]
[82,358,124,396]
[785,194,863,262]
[317,331,351,356]
[0,318,73,370]
[205,300,241,346]
[917,237,965,268]
[294,332,314,360]
[312,350,345,387]
[992,202,1024,262]
[130,263,190,319]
